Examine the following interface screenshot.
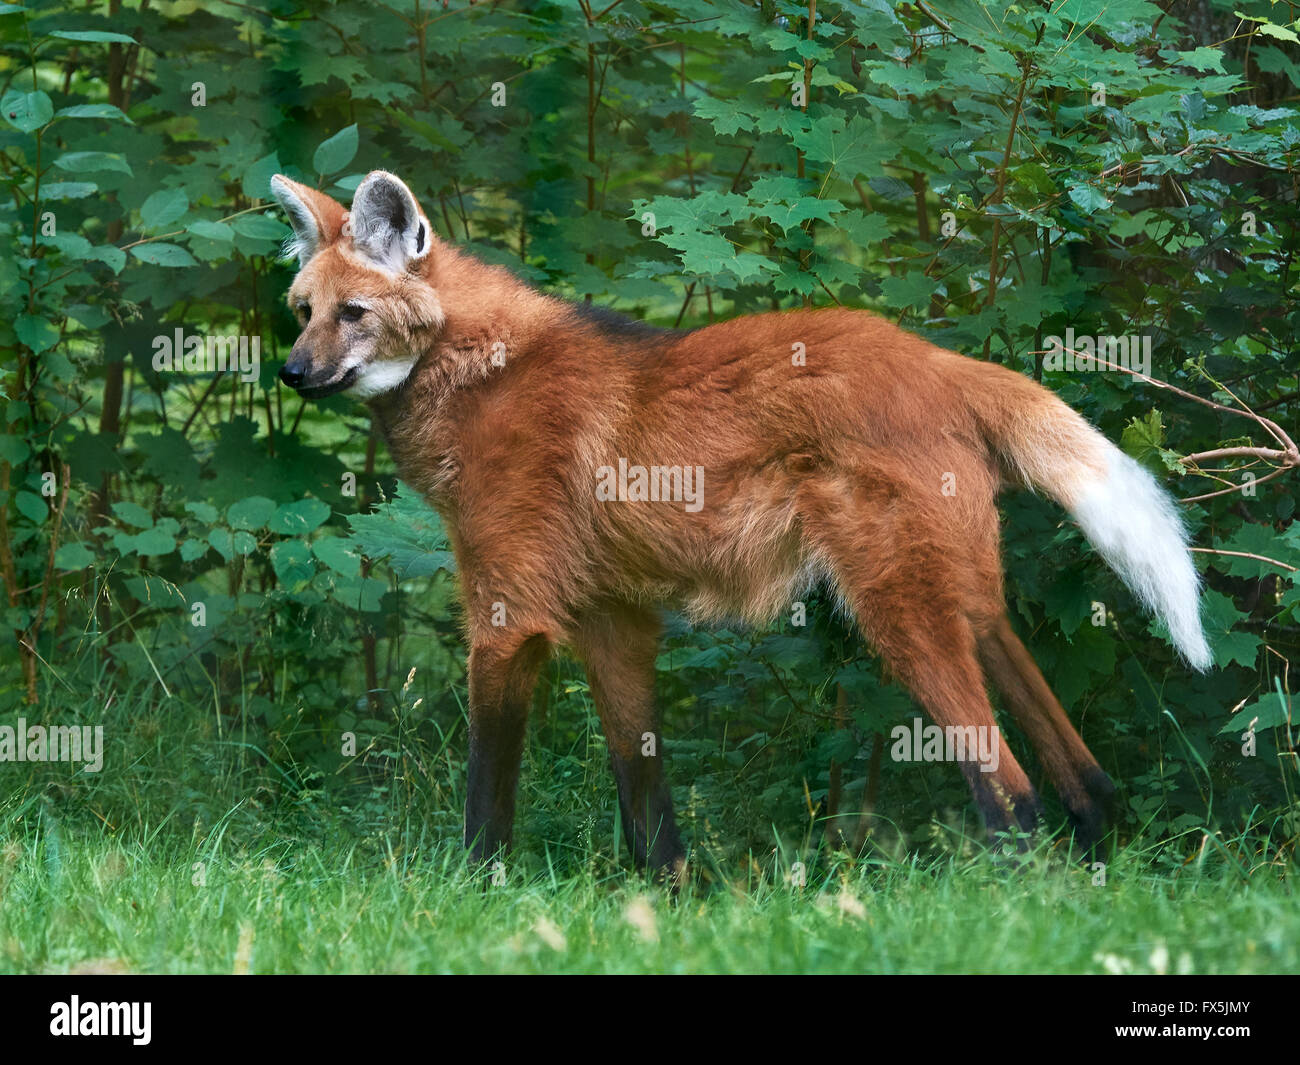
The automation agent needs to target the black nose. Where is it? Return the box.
[279,359,307,388]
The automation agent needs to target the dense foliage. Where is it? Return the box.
[1,0,1297,876]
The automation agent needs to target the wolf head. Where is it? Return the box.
[269,171,444,400]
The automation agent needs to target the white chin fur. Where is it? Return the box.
[343,356,418,399]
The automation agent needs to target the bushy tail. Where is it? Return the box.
[1066,444,1212,670]
[967,362,1212,671]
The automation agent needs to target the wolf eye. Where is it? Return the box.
[339,303,366,323]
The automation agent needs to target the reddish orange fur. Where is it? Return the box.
[277,176,1122,871]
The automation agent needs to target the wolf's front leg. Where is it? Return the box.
[463,634,550,864]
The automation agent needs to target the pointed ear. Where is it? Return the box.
[269,174,346,262]
[349,170,431,273]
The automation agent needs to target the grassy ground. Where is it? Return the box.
[1,816,1294,974]
[3,674,1295,974]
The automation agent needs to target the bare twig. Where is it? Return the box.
[1188,548,1296,573]
[1038,346,1300,505]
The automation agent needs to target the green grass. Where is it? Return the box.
[3,672,1296,974]
[2,818,1295,974]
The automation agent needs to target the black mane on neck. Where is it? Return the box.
[567,298,684,340]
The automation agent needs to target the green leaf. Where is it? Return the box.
[1219,683,1292,734]
[133,527,176,556]
[14,315,58,353]
[184,501,218,523]
[1201,589,1262,669]
[42,231,92,259]
[1042,576,1096,637]
[760,197,844,233]
[227,495,277,530]
[879,271,940,311]
[187,220,234,242]
[693,96,755,136]
[271,540,315,586]
[0,435,31,464]
[208,528,234,561]
[140,188,188,230]
[243,152,280,200]
[1234,12,1300,43]
[331,575,388,612]
[49,29,139,44]
[15,491,46,524]
[345,480,454,579]
[42,233,125,273]
[835,208,892,247]
[1178,47,1226,73]
[54,150,132,175]
[66,304,109,328]
[137,426,200,497]
[62,429,120,483]
[89,244,126,273]
[1213,523,1300,579]
[1121,410,1165,470]
[1067,182,1111,215]
[231,214,290,241]
[39,181,97,199]
[54,542,94,569]
[43,351,75,381]
[794,115,891,181]
[123,574,183,606]
[2,89,53,132]
[313,124,359,175]
[269,498,331,534]
[131,243,197,267]
[111,500,153,528]
[312,535,360,577]
[54,103,132,123]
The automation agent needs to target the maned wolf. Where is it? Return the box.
[271,169,1210,876]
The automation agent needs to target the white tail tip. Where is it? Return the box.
[1070,448,1213,671]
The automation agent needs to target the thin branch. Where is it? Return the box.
[1036,346,1300,504]
[1188,548,1296,573]
[913,1,985,52]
